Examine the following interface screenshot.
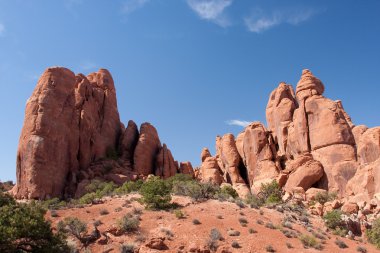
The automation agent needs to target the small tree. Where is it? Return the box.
[0,192,68,253]
[139,176,172,209]
[259,180,282,204]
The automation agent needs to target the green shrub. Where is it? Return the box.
[117,213,140,233]
[323,210,345,230]
[99,208,109,215]
[299,234,322,249]
[314,191,337,205]
[114,180,144,195]
[218,185,239,199]
[172,180,219,201]
[78,192,97,205]
[260,181,282,204]
[59,217,88,240]
[357,246,367,253]
[245,193,264,208]
[174,210,185,219]
[139,176,172,209]
[0,193,68,252]
[366,218,380,248]
[166,173,194,188]
[42,197,67,210]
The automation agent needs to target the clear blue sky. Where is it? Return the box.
[1,0,380,181]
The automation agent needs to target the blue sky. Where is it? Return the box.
[1,0,380,181]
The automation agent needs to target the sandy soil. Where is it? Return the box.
[47,194,379,253]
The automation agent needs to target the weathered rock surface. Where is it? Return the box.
[197,69,380,203]
[15,67,192,199]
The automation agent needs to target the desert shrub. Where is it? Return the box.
[59,217,88,240]
[245,193,264,208]
[166,173,194,188]
[314,191,337,204]
[172,180,219,201]
[99,208,109,215]
[78,192,97,205]
[115,207,123,212]
[210,228,223,241]
[206,228,223,252]
[120,243,136,253]
[235,199,246,208]
[218,185,238,199]
[265,245,275,252]
[216,215,223,219]
[249,228,257,234]
[286,243,293,249]
[174,210,185,219]
[231,241,240,248]
[356,246,367,253]
[239,217,248,226]
[299,234,322,249]
[117,213,140,233]
[323,210,345,230]
[265,222,276,229]
[335,239,348,249]
[366,218,380,248]
[42,197,67,210]
[131,207,143,215]
[160,227,174,238]
[86,180,117,197]
[193,219,201,225]
[0,193,68,252]
[260,180,282,204]
[257,219,264,225]
[114,179,144,195]
[50,210,59,217]
[139,176,172,209]
[227,229,240,236]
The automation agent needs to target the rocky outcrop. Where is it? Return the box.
[197,69,380,203]
[14,67,192,199]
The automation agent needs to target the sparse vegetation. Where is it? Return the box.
[120,243,136,253]
[259,180,282,205]
[335,239,348,249]
[239,217,248,226]
[172,180,220,201]
[99,208,109,215]
[193,219,201,225]
[231,241,241,248]
[160,227,174,238]
[265,222,276,230]
[286,242,293,249]
[227,229,240,236]
[299,234,322,250]
[314,191,337,204]
[58,217,88,241]
[245,193,264,209]
[249,228,257,234]
[366,218,380,248]
[216,215,223,219]
[206,228,223,251]
[265,245,275,252]
[117,213,140,233]
[114,179,144,195]
[323,210,348,236]
[356,246,367,253]
[174,209,185,219]
[218,185,239,199]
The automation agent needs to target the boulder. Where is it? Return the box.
[284,159,324,192]
[305,188,327,201]
[341,202,359,214]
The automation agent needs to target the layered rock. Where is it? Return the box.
[15,67,192,199]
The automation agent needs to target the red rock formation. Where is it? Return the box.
[15,67,185,199]
[198,69,380,202]
[179,162,194,177]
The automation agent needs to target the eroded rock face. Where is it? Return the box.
[134,123,162,177]
[179,161,194,177]
[198,69,380,202]
[15,67,184,199]
[200,157,224,185]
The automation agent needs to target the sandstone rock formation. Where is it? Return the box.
[14,67,192,199]
[198,69,380,205]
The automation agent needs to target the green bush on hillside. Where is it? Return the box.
[139,176,172,209]
[259,180,282,204]
[0,192,68,253]
[367,218,380,248]
[114,180,144,195]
